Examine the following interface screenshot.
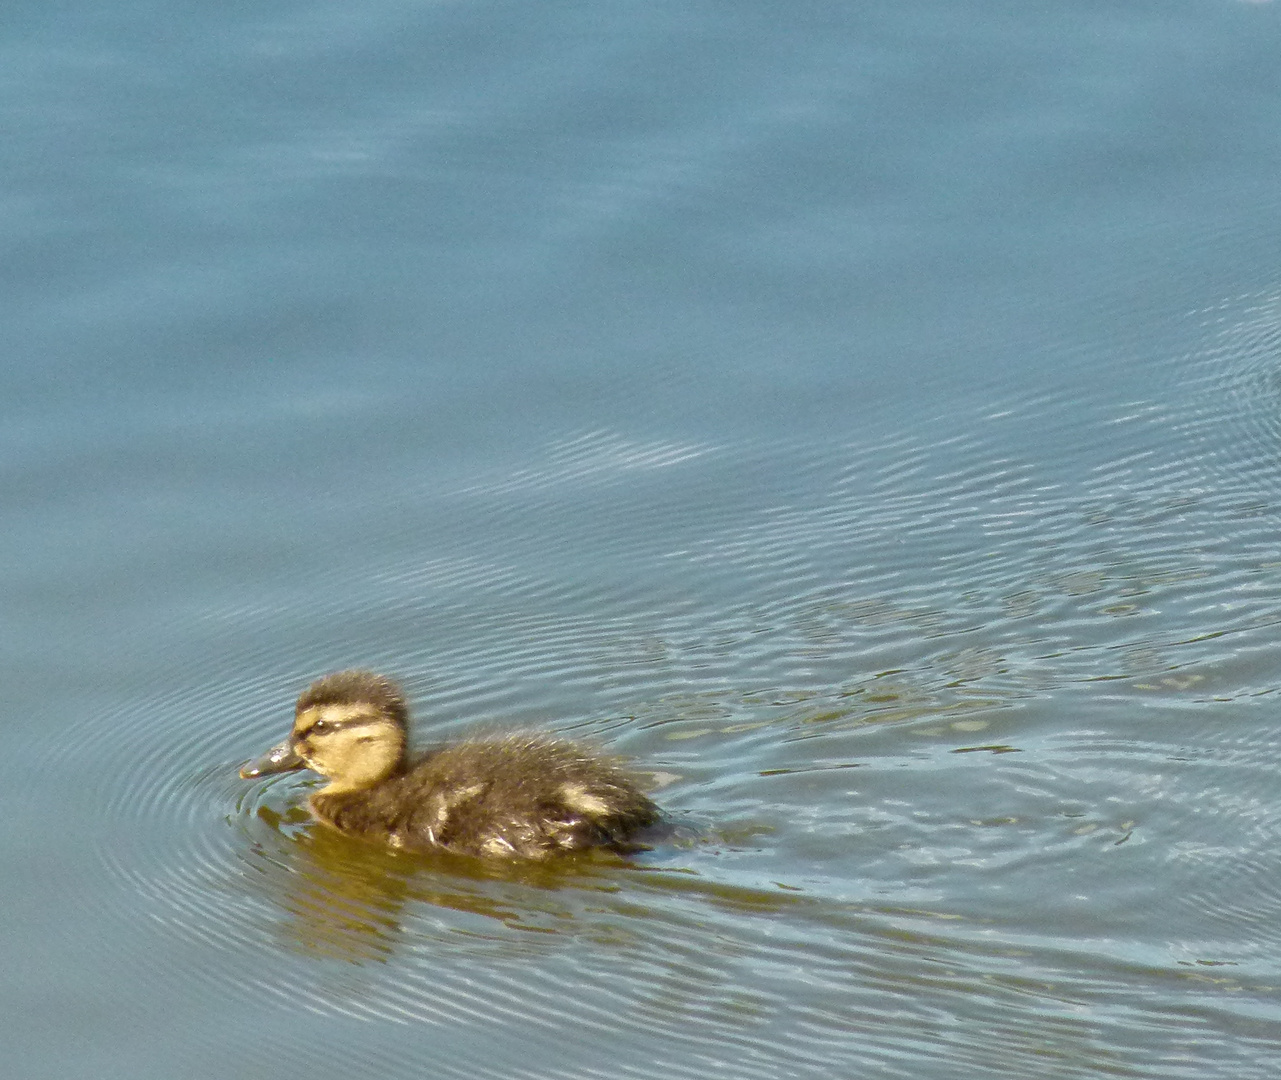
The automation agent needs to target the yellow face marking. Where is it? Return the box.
[291,703,405,792]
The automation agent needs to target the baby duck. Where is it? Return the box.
[240,670,661,859]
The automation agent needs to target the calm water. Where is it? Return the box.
[5,1,1281,1076]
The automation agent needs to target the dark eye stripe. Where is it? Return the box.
[299,717,372,737]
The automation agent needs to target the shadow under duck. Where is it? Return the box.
[240,670,661,859]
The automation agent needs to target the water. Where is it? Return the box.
[4,1,1281,1076]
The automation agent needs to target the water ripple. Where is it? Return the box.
[33,291,1281,1077]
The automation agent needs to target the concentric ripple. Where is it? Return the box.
[30,289,1281,1078]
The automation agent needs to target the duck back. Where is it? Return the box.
[310,733,660,858]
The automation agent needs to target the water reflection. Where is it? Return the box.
[245,804,671,964]
[250,808,411,962]
[242,790,823,972]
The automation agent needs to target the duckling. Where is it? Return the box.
[240,670,661,859]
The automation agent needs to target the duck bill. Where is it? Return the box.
[239,739,305,779]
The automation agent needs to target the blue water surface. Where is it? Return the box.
[4,1,1281,1077]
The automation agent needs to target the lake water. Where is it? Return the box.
[5,1,1281,1076]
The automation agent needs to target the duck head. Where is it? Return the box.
[240,670,410,794]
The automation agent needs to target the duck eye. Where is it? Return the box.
[310,719,331,735]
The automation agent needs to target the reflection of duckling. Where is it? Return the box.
[241,670,661,859]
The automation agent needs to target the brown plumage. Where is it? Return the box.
[240,670,661,859]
